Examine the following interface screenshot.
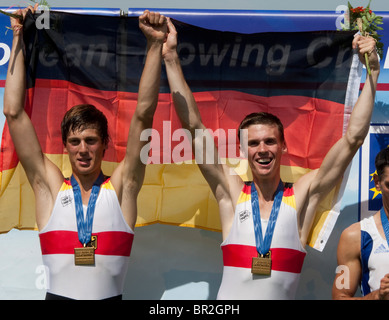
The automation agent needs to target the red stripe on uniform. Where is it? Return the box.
[283,185,294,197]
[39,230,134,256]
[222,244,306,274]
[242,183,251,195]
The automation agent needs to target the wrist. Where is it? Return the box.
[163,50,179,64]
[11,22,23,34]
[12,28,24,39]
[147,38,164,47]
[368,67,380,81]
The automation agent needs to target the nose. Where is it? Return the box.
[78,140,88,153]
[257,142,268,154]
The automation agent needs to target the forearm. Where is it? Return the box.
[4,34,26,119]
[345,67,379,147]
[135,40,163,124]
[310,61,379,196]
[334,289,379,300]
[122,39,163,183]
[125,41,162,162]
[164,51,203,132]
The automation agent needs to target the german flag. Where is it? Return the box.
[0,11,360,250]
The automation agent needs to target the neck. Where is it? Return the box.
[72,170,102,192]
[252,175,281,202]
[382,205,389,219]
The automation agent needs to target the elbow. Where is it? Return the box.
[3,93,26,120]
[171,91,203,131]
[345,130,367,151]
[134,102,157,125]
[182,118,203,133]
[3,103,22,121]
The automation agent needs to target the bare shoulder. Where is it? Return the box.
[337,222,362,259]
[340,222,361,245]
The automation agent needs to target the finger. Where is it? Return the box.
[357,39,376,55]
[139,9,149,23]
[352,34,362,49]
[22,5,34,19]
[158,14,166,25]
[166,17,177,34]
[148,11,156,24]
[359,43,376,56]
[358,37,376,46]
[152,12,162,25]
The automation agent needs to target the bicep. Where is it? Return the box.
[332,226,362,299]
[310,137,357,198]
[297,140,355,232]
[119,113,149,191]
[6,110,53,185]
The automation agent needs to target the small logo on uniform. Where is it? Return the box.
[61,195,72,207]
[374,244,389,254]
[239,210,250,223]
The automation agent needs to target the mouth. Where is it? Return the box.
[78,158,92,167]
[255,157,273,166]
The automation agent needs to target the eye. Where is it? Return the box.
[85,138,98,145]
[67,138,80,146]
[265,138,277,145]
[248,140,259,147]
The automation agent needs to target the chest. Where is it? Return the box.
[42,181,129,234]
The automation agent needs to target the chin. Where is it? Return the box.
[73,165,96,176]
[252,166,278,180]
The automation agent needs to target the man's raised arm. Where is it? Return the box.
[111,11,166,229]
[162,18,240,235]
[298,35,380,243]
[3,4,64,229]
[4,4,47,181]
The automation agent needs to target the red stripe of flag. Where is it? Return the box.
[39,230,134,256]
[2,81,389,90]
[0,79,347,171]
[3,81,389,90]
[222,244,306,274]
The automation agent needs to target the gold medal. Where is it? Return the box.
[251,251,272,275]
[74,246,95,265]
[74,235,97,266]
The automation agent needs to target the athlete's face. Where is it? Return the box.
[65,128,107,177]
[374,166,389,208]
[243,124,287,179]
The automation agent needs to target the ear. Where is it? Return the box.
[374,173,381,192]
[102,142,108,157]
[238,128,249,158]
[239,143,248,158]
[282,141,287,154]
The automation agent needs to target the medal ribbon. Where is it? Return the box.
[71,172,105,246]
[380,207,389,247]
[251,180,284,256]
